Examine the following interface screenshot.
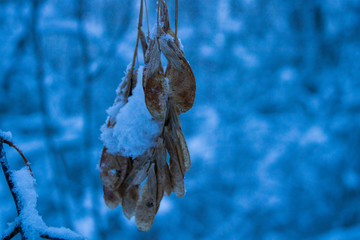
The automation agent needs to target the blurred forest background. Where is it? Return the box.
[1,0,360,239]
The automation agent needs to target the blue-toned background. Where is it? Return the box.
[1,0,360,239]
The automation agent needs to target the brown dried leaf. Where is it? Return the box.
[154,138,171,210]
[121,151,151,192]
[168,103,191,171]
[160,0,170,33]
[139,29,148,57]
[176,128,191,172]
[135,164,157,232]
[117,67,138,105]
[121,185,140,220]
[164,125,185,197]
[106,68,138,128]
[164,124,184,176]
[169,157,185,198]
[143,72,168,121]
[103,185,121,209]
[143,37,168,121]
[159,37,196,114]
[100,147,129,190]
[118,151,152,219]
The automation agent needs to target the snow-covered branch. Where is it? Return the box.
[0,131,84,240]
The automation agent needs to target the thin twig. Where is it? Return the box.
[40,233,69,240]
[144,0,150,36]
[1,139,84,239]
[1,223,20,240]
[2,139,33,177]
[175,0,178,39]
[130,0,144,74]
[0,141,26,239]
[157,0,160,27]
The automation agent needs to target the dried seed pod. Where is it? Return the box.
[105,67,138,129]
[169,156,185,198]
[117,67,138,105]
[143,36,168,121]
[100,1,195,232]
[121,185,140,220]
[103,185,121,210]
[139,29,148,57]
[135,164,157,232]
[159,36,196,114]
[121,151,151,191]
[164,124,185,198]
[154,138,172,210]
[168,102,191,171]
[160,1,170,33]
[177,128,191,171]
[99,148,129,191]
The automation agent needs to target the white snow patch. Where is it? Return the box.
[0,130,12,141]
[100,66,161,157]
[161,33,174,42]
[10,168,83,240]
[12,167,46,239]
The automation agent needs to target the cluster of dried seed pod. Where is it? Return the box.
[99,0,195,232]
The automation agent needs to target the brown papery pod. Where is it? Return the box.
[154,138,172,211]
[159,36,196,114]
[103,185,121,210]
[116,67,138,107]
[121,151,151,192]
[139,29,148,57]
[143,35,168,121]
[164,122,185,198]
[99,148,129,191]
[168,102,191,171]
[135,163,157,232]
[121,185,140,220]
[160,1,170,33]
[119,150,152,219]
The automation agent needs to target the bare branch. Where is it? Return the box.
[0,140,26,239]
[1,137,84,240]
[1,222,20,240]
[2,139,33,177]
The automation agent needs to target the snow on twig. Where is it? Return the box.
[0,135,84,240]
